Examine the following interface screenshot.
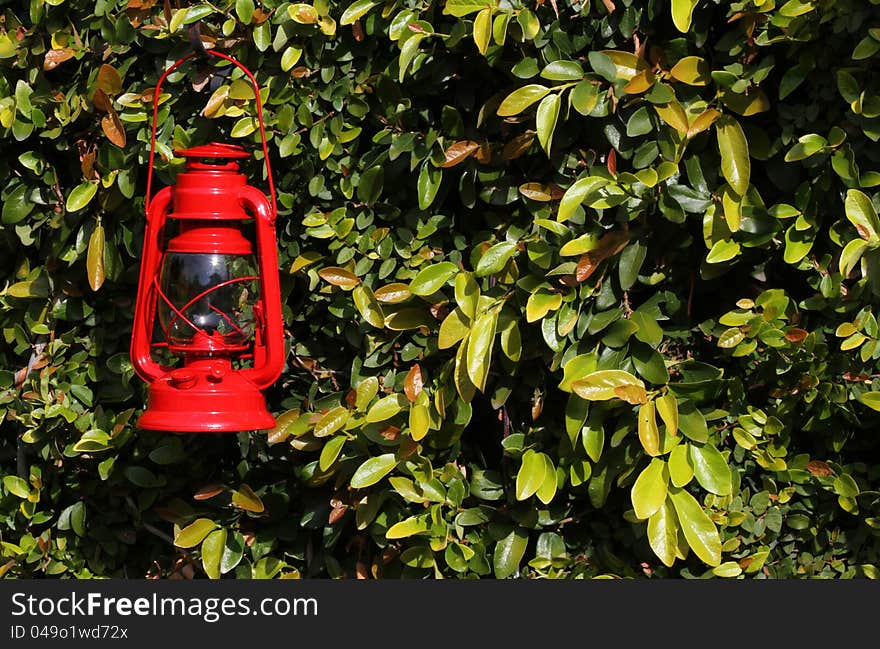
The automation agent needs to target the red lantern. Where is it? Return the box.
[130,51,284,433]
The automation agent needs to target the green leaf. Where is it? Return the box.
[409,262,458,296]
[712,561,743,578]
[466,310,498,392]
[706,239,741,264]
[631,458,669,519]
[668,487,721,567]
[386,515,430,539]
[716,116,750,196]
[689,443,733,496]
[475,240,518,277]
[313,406,350,438]
[3,476,31,499]
[175,518,218,548]
[201,528,227,579]
[2,184,34,224]
[571,370,646,404]
[648,499,679,567]
[677,402,709,443]
[515,449,547,500]
[493,527,528,578]
[535,454,558,505]
[845,189,880,241]
[497,84,550,117]
[558,177,607,222]
[571,80,600,115]
[541,60,583,82]
[443,0,495,17]
[340,0,380,25]
[365,394,408,423]
[66,181,99,212]
[454,272,479,320]
[319,435,347,471]
[417,161,442,210]
[353,285,385,328]
[839,239,868,276]
[536,93,560,154]
[281,46,303,72]
[350,453,398,488]
[668,444,694,487]
[398,34,425,82]
[235,0,255,23]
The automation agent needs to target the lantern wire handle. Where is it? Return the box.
[144,50,277,220]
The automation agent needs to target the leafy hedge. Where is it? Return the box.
[2,0,880,580]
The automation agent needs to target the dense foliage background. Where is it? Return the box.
[2,0,880,579]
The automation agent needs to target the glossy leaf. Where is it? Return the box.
[668,487,721,567]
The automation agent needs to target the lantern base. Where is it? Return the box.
[137,362,275,433]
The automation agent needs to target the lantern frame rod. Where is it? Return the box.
[144,49,277,219]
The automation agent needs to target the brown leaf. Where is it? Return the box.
[474,142,492,164]
[784,328,808,343]
[606,148,618,176]
[101,109,126,148]
[404,364,424,402]
[352,20,365,42]
[806,461,834,477]
[519,182,553,202]
[575,231,629,283]
[329,504,348,525]
[193,485,225,500]
[97,64,122,95]
[440,140,480,168]
[92,88,112,112]
[252,8,270,23]
[356,561,369,579]
[81,150,98,181]
[318,266,360,287]
[43,48,75,71]
[502,132,535,161]
[379,425,401,440]
[163,0,172,23]
[291,66,311,78]
[601,0,616,13]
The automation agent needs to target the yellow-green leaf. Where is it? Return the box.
[497,84,550,117]
[638,400,661,456]
[409,262,458,296]
[656,393,678,435]
[716,116,750,196]
[313,406,350,438]
[467,310,498,392]
[473,8,492,55]
[535,454,557,505]
[201,528,227,579]
[648,498,679,567]
[66,181,98,212]
[668,444,694,487]
[525,291,563,323]
[353,285,385,328]
[671,0,698,32]
[845,189,880,241]
[631,458,668,519]
[689,443,733,496]
[350,453,397,488]
[571,370,647,404]
[655,99,689,134]
[231,484,265,512]
[86,224,105,292]
[668,486,721,567]
[365,394,408,423]
[515,449,547,500]
[669,56,710,85]
[174,518,218,548]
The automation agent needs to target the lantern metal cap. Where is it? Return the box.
[176,142,250,159]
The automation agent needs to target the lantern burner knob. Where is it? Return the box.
[207,362,228,383]
[169,368,197,389]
